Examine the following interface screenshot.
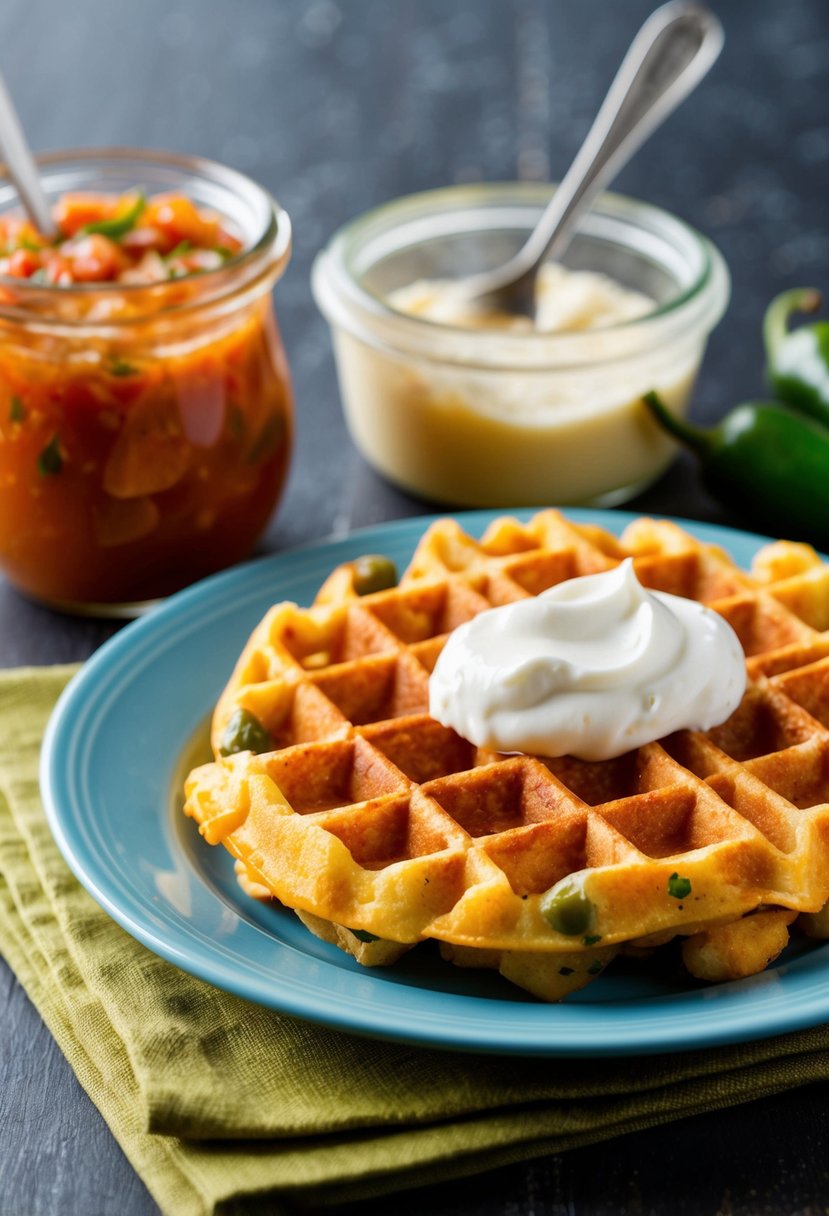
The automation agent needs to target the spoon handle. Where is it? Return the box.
[0,73,56,238]
[514,2,723,288]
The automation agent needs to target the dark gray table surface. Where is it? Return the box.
[2,1,828,1213]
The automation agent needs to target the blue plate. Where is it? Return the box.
[41,509,829,1056]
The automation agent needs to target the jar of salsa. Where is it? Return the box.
[0,149,293,614]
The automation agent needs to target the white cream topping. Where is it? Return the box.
[429,560,746,762]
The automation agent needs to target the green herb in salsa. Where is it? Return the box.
[109,359,138,378]
[81,193,146,239]
[37,435,63,477]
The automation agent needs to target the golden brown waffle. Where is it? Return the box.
[184,511,829,1000]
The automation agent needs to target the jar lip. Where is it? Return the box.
[313,182,730,369]
[0,147,291,321]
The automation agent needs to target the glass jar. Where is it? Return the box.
[0,149,293,615]
[312,183,729,508]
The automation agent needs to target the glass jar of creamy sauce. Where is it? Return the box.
[312,183,729,508]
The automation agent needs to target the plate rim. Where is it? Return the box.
[40,507,829,1057]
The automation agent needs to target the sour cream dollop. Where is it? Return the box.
[429,560,746,761]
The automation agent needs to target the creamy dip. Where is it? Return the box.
[328,261,701,507]
[388,263,655,332]
[429,560,746,761]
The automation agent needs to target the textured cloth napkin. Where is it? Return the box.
[3,665,829,1216]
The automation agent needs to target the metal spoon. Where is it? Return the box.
[0,71,57,239]
[463,1,724,319]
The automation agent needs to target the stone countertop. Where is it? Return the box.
[1,1,828,1213]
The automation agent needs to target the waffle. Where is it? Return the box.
[184,511,829,1000]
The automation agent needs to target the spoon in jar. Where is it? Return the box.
[461,1,724,320]
[0,71,57,240]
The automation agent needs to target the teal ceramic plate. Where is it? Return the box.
[41,510,829,1056]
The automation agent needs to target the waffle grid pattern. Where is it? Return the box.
[185,512,829,994]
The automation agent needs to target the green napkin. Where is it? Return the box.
[3,666,829,1216]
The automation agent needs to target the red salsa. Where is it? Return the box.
[0,190,243,285]
[0,191,292,608]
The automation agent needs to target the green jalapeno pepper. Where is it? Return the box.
[219,707,274,757]
[540,878,596,936]
[764,288,829,426]
[351,554,398,596]
[644,391,829,547]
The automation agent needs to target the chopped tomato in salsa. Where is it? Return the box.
[0,191,291,607]
[0,191,243,285]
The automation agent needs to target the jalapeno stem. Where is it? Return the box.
[763,287,822,360]
[642,391,714,459]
